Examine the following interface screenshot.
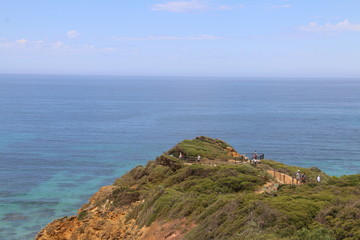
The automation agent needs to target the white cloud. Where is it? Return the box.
[0,38,119,55]
[152,0,208,12]
[51,41,65,48]
[271,5,291,8]
[217,5,233,10]
[151,0,244,13]
[113,35,223,41]
[217,5,244,11]
[35,40,45,44]
[151,1,243,13]
[100,47,116,52]
[67,30,80,39]
[16,39,28,44]
[300,19,360,32]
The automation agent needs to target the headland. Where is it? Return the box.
[36,136,360,240]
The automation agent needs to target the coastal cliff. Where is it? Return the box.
[36,137,360,240]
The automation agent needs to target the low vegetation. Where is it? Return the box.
[108,137,360,240]
[166,136,233,159]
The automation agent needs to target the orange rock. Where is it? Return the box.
[36,186,196,240]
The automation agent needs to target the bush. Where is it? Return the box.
[155,154,183,171]
[110,187,140,207]
[147,165,173,183]
[267,196,323,230]
[296,227,335,240]
[316,200,360,239]
[217,176,259,192]
[166,137,232,159]
[331,174,360,187]
[78,210,88,221]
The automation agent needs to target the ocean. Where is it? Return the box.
[0,74,359,239]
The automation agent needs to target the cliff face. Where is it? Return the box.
[36,185,197,240]
[36,137,360,240]
[36,185,142,240]
[36,186,193,240]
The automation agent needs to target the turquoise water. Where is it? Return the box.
[0,75,360,239]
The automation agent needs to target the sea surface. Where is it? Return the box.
[1,75,360,239]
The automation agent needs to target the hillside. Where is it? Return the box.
[36,137,360,240]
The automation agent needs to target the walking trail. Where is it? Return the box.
[256,169,301,194]
[267,170,300,185]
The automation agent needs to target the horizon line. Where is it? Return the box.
[1,73,360,80]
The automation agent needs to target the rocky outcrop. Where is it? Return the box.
[226,146,241,157]
[35,185,140,240]
[36,185,194,240]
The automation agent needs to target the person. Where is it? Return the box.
[253,151,257,160]
[301,173,306,184]
[317,175,321,182]
[296,170,301,183]
[197,154,201,162]
[179,152,183,159]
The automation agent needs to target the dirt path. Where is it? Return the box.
[256,181,279,194]
[186,161,300,185]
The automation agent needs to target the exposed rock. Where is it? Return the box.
[36,185,195,240]
[226,146,241,157]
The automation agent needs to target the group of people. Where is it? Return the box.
[296,170,307,184]
[244,151,260,165]
[296,170,322,184]
[178,152,201,162]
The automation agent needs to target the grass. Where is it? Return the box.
[166,136,237,159]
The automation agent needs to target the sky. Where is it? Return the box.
[1,0,360,77]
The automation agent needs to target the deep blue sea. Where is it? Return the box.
[1,74,360,239]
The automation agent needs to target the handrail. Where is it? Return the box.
[267,169,302,185]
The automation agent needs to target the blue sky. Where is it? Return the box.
[1,0,360,77]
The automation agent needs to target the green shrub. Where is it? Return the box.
[296,227,335,240]
[215,164,260,176]
[78,210,88,221]
[166,136,232,159]
[147,165,173,183]
[316,200,360,239]
[217,176,259,192]
[331,174,360,187]
[114,164,148,187]
[110,187,140,207]
[155,154,183,171]
[267,196,323,230]
[163,164,216,187]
